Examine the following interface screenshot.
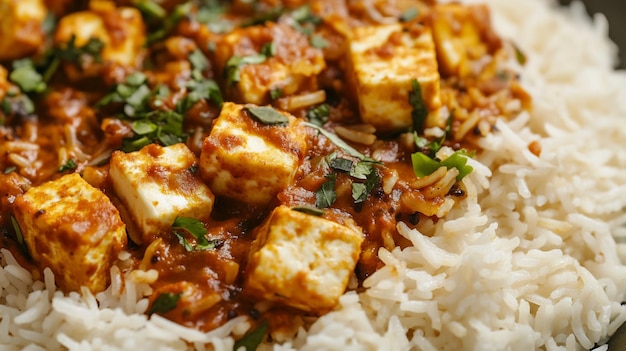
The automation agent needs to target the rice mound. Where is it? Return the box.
[2,0,626,350]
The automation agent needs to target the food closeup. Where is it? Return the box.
[0,0,625,350]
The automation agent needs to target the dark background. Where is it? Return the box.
[559,0,626,69]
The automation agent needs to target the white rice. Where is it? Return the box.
[2,0,626,350]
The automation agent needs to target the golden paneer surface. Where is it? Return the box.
[430,4,496,78]
[347,23,442,133]
[199,102,307,206]
[244,206,364,312]
[0,0,46,61]
[109,143,215,243]
[213,22,326,105]
[54,1,145,80]
[12,173,127,293]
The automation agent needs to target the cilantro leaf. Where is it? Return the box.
[328,157,354,173]
[269,88,283,100]
[303,122,377,162]
[58,159,77,172]
[9,60,46,94]
[315,173,337,208]
[306,103,330,126]
[225,54,268,85]
[399,7,419,22]
[310,35,328,49]
[409,79,428,133]
[292,206,324,216]
[245,106,289,125]
[10,216,27,255]
[352,168,380,203]
[172,216,219,251]
[233,320,269,351]
[148,292,181,315]
[56,35,105,66]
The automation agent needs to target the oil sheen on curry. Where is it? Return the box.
[0,0,531,340]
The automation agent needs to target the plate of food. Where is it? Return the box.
[0,0,625,350]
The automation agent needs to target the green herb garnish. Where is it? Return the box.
[58,159,77,172]
[352,169,380,203]
[306,103,330,126]
[225,54,268,85]
[172,216,219,251]
[328,157,354,173]
[9,60,46,94]
[310,35,328,49]
[399,7,419,22]
[315,173,337,208]
[233,320,269,351]
[148,292,181,315]
[303,122,377,162]
[56,35,105,66]
[269,88,283,100]
[409,79,428,133]
[292,206,324,216]
[411,151,473,181]
[245,106,289,126]
[10,216,27,254]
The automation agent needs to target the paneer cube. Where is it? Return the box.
[109,143,215,243]
[54,1,145,80]
[13,173,127,293]
[213,23,325,105]
[347,23,442,132]
[199,102,307,206]
[0,0,46,61]
[430,4,499,78]
[244,205,364,312]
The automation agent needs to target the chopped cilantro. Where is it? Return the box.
[288,5,321,35]
[240,8,284,27]
[350,161,375,180]
[269,88,283,100]
[3,166,17,174]
[409,79,428,133]
[310,35,328,49]
[292,206,324,216]
[328,157,354,173]
[225,54,267,85]
[58,159,77,172]
[306,103,330,126]
[352,169,380,204]
[399,7,419,22]
[10,216,27,255]
[133,0,167,19]
[260,41,276,57]
[146,2,192,45]
[315,173,337,208]
[9,60,46,94]
[172,216,219,251]
[513,43,527,65]
[245,106,289,126]
[233,320,269,351]
[56,35,105,66]
[303,122,377,162]
[148,292,181,315]
[189,49,210,72]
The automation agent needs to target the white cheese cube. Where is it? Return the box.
[244,205,364,312]
[213,23,325,105]
[109,143,215,243]
[199,102,307,206]
[54,2,145,80]
[347,23,442,132]
[13,173,127,293]
[0,0,46,61]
